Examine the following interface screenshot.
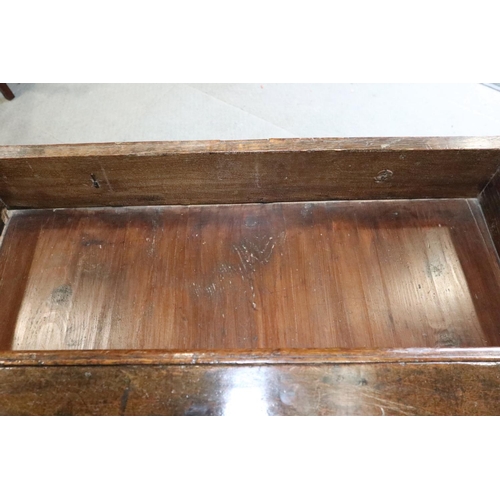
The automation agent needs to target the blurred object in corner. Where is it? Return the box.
[0,84,15,100]
[483,83,500,92]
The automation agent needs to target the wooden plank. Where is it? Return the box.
[480,166,500,260]
[2,136,500,158]
[1,138,499,208]
[1,362,500,415]
[2,347,500,366]
[2,199,500,350]
[0,212,41,349]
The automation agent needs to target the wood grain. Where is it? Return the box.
[0,213,41,350]
[0,138,500,416]
[480,166,500,260]
[1,362,500,415]
[2,199,500,350]
[2,347,500,366]
[1,137,499,208]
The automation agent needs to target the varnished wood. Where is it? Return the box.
[1,362,500,415]
[480,166,500,260]
[2,347,500,366]
[1,199,500,350]
[1,137,500,415]
[1,138,500,208]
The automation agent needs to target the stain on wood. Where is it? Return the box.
[1,199,500,350]
[0,138,500,208]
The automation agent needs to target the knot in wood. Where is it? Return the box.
[374,169,394,183]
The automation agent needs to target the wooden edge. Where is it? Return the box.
[0,199,6,221]
[2,348,500,366]
[480,165,500,259]
[2,137,500,209]
[0,209,12,252]
[2,359,499,415]
[1,137,500,159]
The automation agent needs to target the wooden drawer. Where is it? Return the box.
[1,137,500,415]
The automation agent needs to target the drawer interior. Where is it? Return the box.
[1,198,500,350]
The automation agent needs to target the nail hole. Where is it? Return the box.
[90,173,100,188]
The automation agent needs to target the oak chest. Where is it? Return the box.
[1,137,500,415]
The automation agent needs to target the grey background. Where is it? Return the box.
[1,83,500,145]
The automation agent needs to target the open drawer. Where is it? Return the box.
[1,137,500,415]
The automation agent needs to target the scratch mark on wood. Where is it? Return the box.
[120,384,130,415]
[99,165,114,192]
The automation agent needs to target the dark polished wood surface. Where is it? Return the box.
[1,362,500,415]
[1,137,500,208]
[480,166,500,260]
[3,347,500,366]
[1,199,499,350]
